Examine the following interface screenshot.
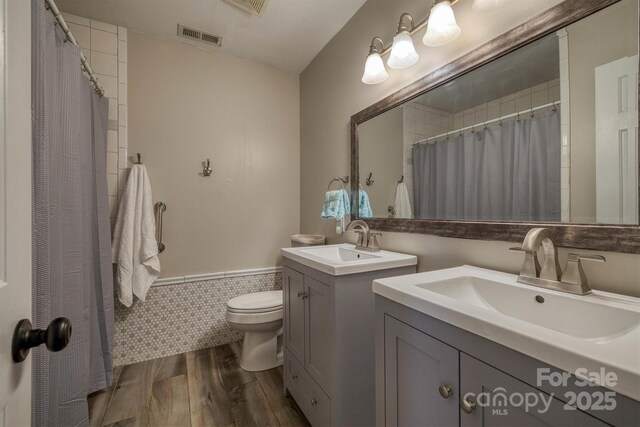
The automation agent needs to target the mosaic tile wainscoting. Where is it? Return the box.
[113,271,282,366]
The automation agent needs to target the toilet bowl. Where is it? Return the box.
[225,290,283,371]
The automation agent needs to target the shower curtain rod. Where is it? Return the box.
[412,101,558,146]
[44,0,105,97]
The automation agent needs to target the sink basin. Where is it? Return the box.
[373,265,640,400]
[282,243,416,276]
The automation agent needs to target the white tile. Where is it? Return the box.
[96,74,118,98]
[531,82,549,92]
[561,167,570,190]
[118,168,130,190]
[487,104,501,121]
[531,89,549,107]
[91,29,117,54]
[108,98,118,120]
[118,62,127,84]
[107,152,118,174]
[67,23,91,49]
[91,51,117,76]
[108,195,118,217]
[474,109,488,123]
[107,130,118,152]
[119,148,129,169]
[500,100,516,116]
[118,84,127,105]
[463,113,475,127]
[91,20,117,34]
[118,26,128,42]
[118,105,128,127]
[62,13,90,27]
[118,41,127,62]
[549,84,560,102]
[119,126,128,148]
[515,94,532,112]
[107,173,118,196]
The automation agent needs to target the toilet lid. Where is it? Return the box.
[227,290,283,313]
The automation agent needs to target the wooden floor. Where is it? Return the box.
[89,342,310,427]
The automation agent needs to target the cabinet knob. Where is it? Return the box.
[291,372,298,380]
[438,384,453,399]
[460,396,477,414]
[297,291,308,299]
[310,398,318,406]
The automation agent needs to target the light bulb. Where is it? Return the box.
[472,0,510,13]
[388,31,419,69]
[361,52,389,85]
[423,1,461,47]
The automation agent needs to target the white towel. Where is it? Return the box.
[395,182,413,219]
[112,164,160,307]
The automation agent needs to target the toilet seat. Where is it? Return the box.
[227,290,282,313]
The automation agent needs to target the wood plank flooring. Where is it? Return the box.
[89,342,310,427]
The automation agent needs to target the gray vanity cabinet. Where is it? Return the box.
[383,316,459,427]
[376,296,639,427]
[460,354,607,427]
[283,259,417,426]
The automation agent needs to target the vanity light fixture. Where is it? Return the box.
[362,37,389,85]
[388,13,420,69]
[361,0,511,85]
[423,0,461,47]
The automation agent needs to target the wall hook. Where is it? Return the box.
[366,172,375,186]
[135,153,142,164]
[202,159,213,177]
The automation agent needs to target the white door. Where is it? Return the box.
[595,55,639,224]
[0,0,33,426]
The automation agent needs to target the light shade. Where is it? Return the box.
[361,52,389,85]
[388,31,419,69]
[423,1,461,47]
[472,0,510,13]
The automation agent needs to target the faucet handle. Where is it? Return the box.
[560,254,605,294]
[369,232,382,252]
[509,247,525,253]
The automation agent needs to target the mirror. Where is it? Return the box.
[358,0,638,226]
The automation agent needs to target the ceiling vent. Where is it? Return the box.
[177,24,223,47]
[224,0,269,16]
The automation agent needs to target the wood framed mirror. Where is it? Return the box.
[350,0,640,253]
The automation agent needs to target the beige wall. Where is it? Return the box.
[129,31,300,278]
[300,0,640,297]
[359,107,403,216]
[567,0,638,223]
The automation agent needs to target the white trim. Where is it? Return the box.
[151,266,283,287]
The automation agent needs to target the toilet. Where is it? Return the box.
[225,290,283,371]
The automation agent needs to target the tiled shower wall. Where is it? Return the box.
[112,272,282,366]
[62,13,129,229]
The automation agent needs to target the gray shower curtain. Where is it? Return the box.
[32,1,114,425]
[413,110,561,221]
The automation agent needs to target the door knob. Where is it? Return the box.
[460,396,477,414]
[439,384,454,398]
[12,318,72,363]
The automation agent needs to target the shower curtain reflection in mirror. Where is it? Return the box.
[412,110,561,221]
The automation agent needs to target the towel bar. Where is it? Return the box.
[154,202,166,253]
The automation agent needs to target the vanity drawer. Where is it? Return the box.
[286,350,331,426]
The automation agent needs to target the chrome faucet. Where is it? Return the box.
[346,220,381,252]
[510,228,606,295]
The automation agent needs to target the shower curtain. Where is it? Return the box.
[413,110,561,221]
[32,1,114,425]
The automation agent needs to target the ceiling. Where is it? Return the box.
[415,34,560,113]
[55,0,366,73]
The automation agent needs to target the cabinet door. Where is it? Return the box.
[460,354,608,427]
[304,276,332,392]
[284,267,305,364]
[384,316,459,427]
